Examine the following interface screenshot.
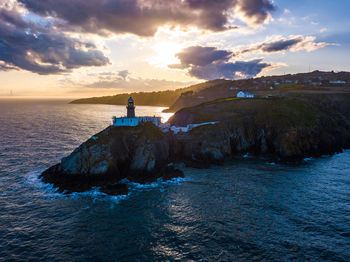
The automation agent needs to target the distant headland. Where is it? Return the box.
[70,71,350,112]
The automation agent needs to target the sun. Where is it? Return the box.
[148,41,184,68]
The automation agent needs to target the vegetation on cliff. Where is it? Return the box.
[42,91,350,195]
[69,80,227,106]
[170,93,350,163]
[70,71,350,113]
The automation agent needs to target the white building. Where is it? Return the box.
[330,80,346,84]
[112,97,161,127]
[237,91,255,98]
[170,122,218,134]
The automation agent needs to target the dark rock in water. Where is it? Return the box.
[100,184,128,196]
[41,122,185,193]
[42,93,350,193]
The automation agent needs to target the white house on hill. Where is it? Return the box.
[237,91,255,98]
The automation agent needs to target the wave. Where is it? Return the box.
[128,176,189,191]
[25,170,188,205]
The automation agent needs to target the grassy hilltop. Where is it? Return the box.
[70,80,228,107]
[70,71,350,112]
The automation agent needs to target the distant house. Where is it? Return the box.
[311,81,322,86]
[237,91,255,98]
[330,80,346,84]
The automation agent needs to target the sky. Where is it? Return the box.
[0,0,349,98]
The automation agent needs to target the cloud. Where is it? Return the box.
[189,59,271,80]
[18,0,275,37]
[0,7,109,74]
[175,46,233,67]
[118,70,129,80]
[236,0,275,25]
[240,35,331,55]
[171,45,270,80]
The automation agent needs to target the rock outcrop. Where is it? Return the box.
[40,123,183,194]
[170,94,350,163]
[41,93,350,195]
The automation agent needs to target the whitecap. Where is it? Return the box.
[25,170,62,198]
[26,170,187,205]
[128,176,189,192]
[25,171,130,204]
[68,187,130,205]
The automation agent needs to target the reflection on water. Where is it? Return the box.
[0,99,350,261]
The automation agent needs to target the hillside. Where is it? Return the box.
[70,80,228,107]
[42,92,350,194]
[169,92,350,161]
[70,71,350,112]
[165,70,350,112]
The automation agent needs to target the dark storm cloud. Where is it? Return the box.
[189,59,270,80]
[260,38,302,52]
[176,46,233,67]
[18,0,275,36]
[172,46,270,80]
[240,36,328,55]
[238,0,275,24]
[0,8,109,74]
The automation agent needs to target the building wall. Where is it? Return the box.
[237,91,255,98]
[113,117,139,127]
[113,116,161,127]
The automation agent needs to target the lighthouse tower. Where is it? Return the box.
[113,97,161,127]
[127,97,135,118]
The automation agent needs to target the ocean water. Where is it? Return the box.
[0,99,350,261]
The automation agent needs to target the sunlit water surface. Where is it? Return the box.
[0,99,349,261]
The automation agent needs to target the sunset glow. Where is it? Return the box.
[0,0,349,97]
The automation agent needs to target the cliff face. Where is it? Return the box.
[42,93,350,194]
[170,94,350,162]
[41,123,182,193]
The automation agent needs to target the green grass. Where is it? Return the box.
[176,96,319,129]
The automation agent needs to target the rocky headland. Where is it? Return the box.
[41,93,350,195]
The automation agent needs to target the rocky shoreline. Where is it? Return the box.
[41,93,350,195]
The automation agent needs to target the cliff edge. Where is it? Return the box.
[41,93,350,195]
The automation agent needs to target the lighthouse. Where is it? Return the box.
[127,97,135,118]
[112,97,161,127]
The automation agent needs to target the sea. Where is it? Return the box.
[0,99,349,261]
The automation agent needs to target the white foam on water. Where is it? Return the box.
[267,162,277,166]
[128,176,190,192]
[25,170,129,204]
[162,176,188,185]
[26,170,188,205]
[25,170,63,199]
[69,187,130,204]
[128,181,160,189]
